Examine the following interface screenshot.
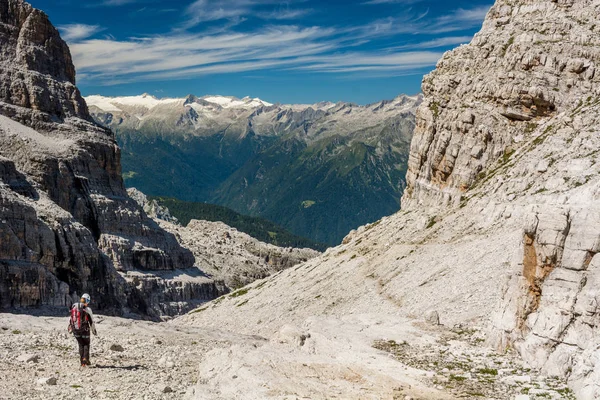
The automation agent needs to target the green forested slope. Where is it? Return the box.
[151,196,328,251]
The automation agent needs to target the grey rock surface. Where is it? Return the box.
[0,0,88,121]
[160,219,319,289]
[0,0,203,316]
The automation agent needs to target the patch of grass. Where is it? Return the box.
[122,171,138,179]
[12,330,21,335]
[229,288,250,298]
[449,374,468,382]
[429,101,440,118]
[189,306,208,314]
[477,368,498,376]
[301,200,316,209]
[501,36,515,56]
[254,281,268,290]
[365,220,381,231]
[502,148,515,164]
[71,385,83,389]
[556,387,574,395]
[426,216,437,229]
[236,300,249,307]
[524,122,537,133]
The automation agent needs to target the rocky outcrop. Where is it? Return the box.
[127,188,179,224]
[398,0,600,396]
[0,0,89,122]
[160,219,319,289]
[0,0,201,316]
[402,0,599,210]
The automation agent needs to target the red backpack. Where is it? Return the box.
[70,303,90,332]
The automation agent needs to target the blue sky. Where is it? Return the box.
[28,0,493,104]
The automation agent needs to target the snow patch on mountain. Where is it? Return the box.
[86,93,181,112]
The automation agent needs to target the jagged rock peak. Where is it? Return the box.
[0,0,90,121]
[402,0,599,210]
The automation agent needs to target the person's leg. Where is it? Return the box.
[82,336,91,365]
[75,336,85,365]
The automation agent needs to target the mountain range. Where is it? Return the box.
[87,93,421,245]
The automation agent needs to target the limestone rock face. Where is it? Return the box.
[127,188,179,225]
[0,0,197,315]
[161,219,319,289]
[402,0,600,210]
[0,0,88,121]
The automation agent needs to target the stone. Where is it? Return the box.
[271,325,310,347]
[37,377,57,386]
[162,386,173,393]
[536,160,549,173]
[17,354,39,363]
[424,310,440,325]
[110,344,124,352]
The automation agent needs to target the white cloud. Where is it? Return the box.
[67,4,491,85]
[59,24,104,42]
[429,6,491,33]
[362,0,423,5]
[184,0,310,27]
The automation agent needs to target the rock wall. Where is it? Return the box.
[0,0,200,316]
[397,0,600,396]
[402,0,599,210]
[0,0,88,121]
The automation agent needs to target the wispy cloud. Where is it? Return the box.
[100,0,145,5]
[430,6,491,33]
[362,0,423,4]
[184,0,310,27]
[59,24,104,41]
[65,3,490,85]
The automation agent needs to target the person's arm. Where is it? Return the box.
[87,307,98,336]
[67,305,73,333]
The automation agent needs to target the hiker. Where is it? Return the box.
[68,293,97,367]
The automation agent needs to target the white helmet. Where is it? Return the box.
[81,293,91,304]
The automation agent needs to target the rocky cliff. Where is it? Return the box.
[403,0,597,210]
[0,0,87,122]
[0,0,216,316]
[182,0,600,397]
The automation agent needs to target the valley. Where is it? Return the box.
[88,94,420,246]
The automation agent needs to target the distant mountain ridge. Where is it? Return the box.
[87,93,422,245]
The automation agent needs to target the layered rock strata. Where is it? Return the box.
[0,0,207,316]
[403,0,599,210]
